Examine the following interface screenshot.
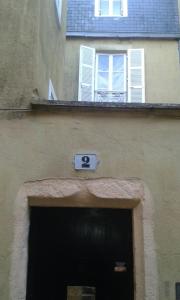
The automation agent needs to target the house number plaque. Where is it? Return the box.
[74,154,98,170]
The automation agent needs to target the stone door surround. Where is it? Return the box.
[10,178,158,300]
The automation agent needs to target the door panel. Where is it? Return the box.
[26,207,133,300]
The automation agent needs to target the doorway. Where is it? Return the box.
[26,207,134,300]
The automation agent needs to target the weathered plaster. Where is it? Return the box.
[10,178,158,300]
[0,0,66,108]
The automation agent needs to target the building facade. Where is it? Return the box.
[65,0,180,103]
[0,0,180,300]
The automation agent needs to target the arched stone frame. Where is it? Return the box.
[10,178,158,300]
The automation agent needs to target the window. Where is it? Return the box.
[48,79,57,101]
[78,46,145,103]
[95,0,128,17]
[95,53,127,102]
[55,0,62,25]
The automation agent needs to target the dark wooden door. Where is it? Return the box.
[26,207,134,300]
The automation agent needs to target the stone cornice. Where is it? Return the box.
[31,100,180,117]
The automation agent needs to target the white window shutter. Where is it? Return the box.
[48,79,57,101]
[128,49,145,103]
[121,0,128,17]
[55,0,62,25]
[95,0,99,16]
[78,45,96,101]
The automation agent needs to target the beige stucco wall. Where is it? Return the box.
[0,0,66,108]
[0,110,180,299]
[0,0,37,107]
[64,39,180,103]
[34,0,66,101]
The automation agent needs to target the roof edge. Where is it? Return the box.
[66,32,180,40]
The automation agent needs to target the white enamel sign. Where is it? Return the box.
[74,154,98,170]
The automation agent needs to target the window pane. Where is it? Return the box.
[113,55,124,72]
[100,0,109,15]
[112,72,125,91]
[113,0,121,15]
[98,55,109,71]
[97,72,109,89]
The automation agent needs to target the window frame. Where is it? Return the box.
[48,79,57,101]
[95,52,127,94]
[95,0,128,17]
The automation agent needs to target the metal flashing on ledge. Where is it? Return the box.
[66,32,180,40]
[31,100,180,116]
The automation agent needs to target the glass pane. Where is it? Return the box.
[112,72,124,91]
[100,0,109,15]
[97,72,109,89]
[98,55,109,71]
[113,0,121,15]
[113,55,124,72]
